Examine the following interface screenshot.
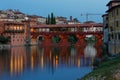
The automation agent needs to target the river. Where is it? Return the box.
[0,43,102,80]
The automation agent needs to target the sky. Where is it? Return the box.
[0,0,110,23]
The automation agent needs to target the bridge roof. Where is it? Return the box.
[31,23,103,28]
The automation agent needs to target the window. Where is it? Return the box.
[118,33,120,40]
[111,34,114,39]
[116,8,119,15]
[110,26,113,31]
[112,11,114,17]
[116,21,119,27]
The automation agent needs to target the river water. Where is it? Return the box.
[0,43,102,80]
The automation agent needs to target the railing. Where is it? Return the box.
[31,31,103,35]
[5,30,24,33]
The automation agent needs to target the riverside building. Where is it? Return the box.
[105,0,120,54]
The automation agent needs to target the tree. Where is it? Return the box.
[51,13,54,24]
[48,14,51,24]
[46,17,48,24]
[46,13,56,24]
[53,16,56,24]
[0,36,10,44]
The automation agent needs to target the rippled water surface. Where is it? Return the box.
[0,43,102,80]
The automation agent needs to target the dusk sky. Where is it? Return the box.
[0,0,110,22]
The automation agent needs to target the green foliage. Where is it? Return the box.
[0,36,10,44]
[68,35,77,44]
[81,56,120,80]
[52,36,60,44]
[46,13,56,24]
[93,58,101,68]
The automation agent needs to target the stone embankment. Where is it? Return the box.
[0,44,11,49]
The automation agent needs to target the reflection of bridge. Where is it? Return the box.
[30,23,103,46]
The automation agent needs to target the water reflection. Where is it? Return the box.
[0,43,102,80]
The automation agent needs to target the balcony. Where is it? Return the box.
[5,30,24,33]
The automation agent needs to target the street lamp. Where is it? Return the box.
[25,17,31,46]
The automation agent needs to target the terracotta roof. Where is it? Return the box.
[102,14,108,17]
[106,4,120,12]
[106,0,120,6]
[2,21,24,25]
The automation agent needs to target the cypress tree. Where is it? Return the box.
[46,13,56,25]
[53,16,56,24]
[46,17,48,24]
[51,13,54,24]
[48,14,51,24]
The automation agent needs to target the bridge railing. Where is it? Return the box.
[31,30,103,35]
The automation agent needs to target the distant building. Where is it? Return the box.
[56,16,67,24]
[0,9,25,22]
[67,16,80,24]
[37,16,46,24]
[106,0,120,54]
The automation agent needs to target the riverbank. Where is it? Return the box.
[0,44,11,49]
[79,56,120,80]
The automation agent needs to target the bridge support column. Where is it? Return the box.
[95,46,102,58]
[75,46,85,57]
[94,35,103,46]
[59,35,70,46]
[75,35,86,46]
[41,35,53,46]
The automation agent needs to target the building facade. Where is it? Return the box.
[102,14,108,44]
[106,0,120,54]
[0,21,26,46]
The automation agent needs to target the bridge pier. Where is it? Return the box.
[76,46,85,57]
[95,46,102,58]
[58,35,70,46]
[41,35,53,46]
[94,35,103,46]
[75,35,86,46]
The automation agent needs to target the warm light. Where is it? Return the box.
[77,58,80,68]
[10,56,13,75]
[55,55,59,68]
[41,55,44,69]
[14,57,17,73]
[13,26,17,30]
[19,27,22,30]
[17,26,19,30]
[31,56,34,70]
[31,28,34,32]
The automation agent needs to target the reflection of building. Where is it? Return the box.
[0,44,102,76]
[10,47,27,75]
[105,0,120,54]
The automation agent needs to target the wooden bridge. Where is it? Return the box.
[30,23,103,46]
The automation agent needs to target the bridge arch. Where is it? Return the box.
[37,35,44,45]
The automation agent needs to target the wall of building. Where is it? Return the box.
[107,1,120,54]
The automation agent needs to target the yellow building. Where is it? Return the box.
[106,0,120,55]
